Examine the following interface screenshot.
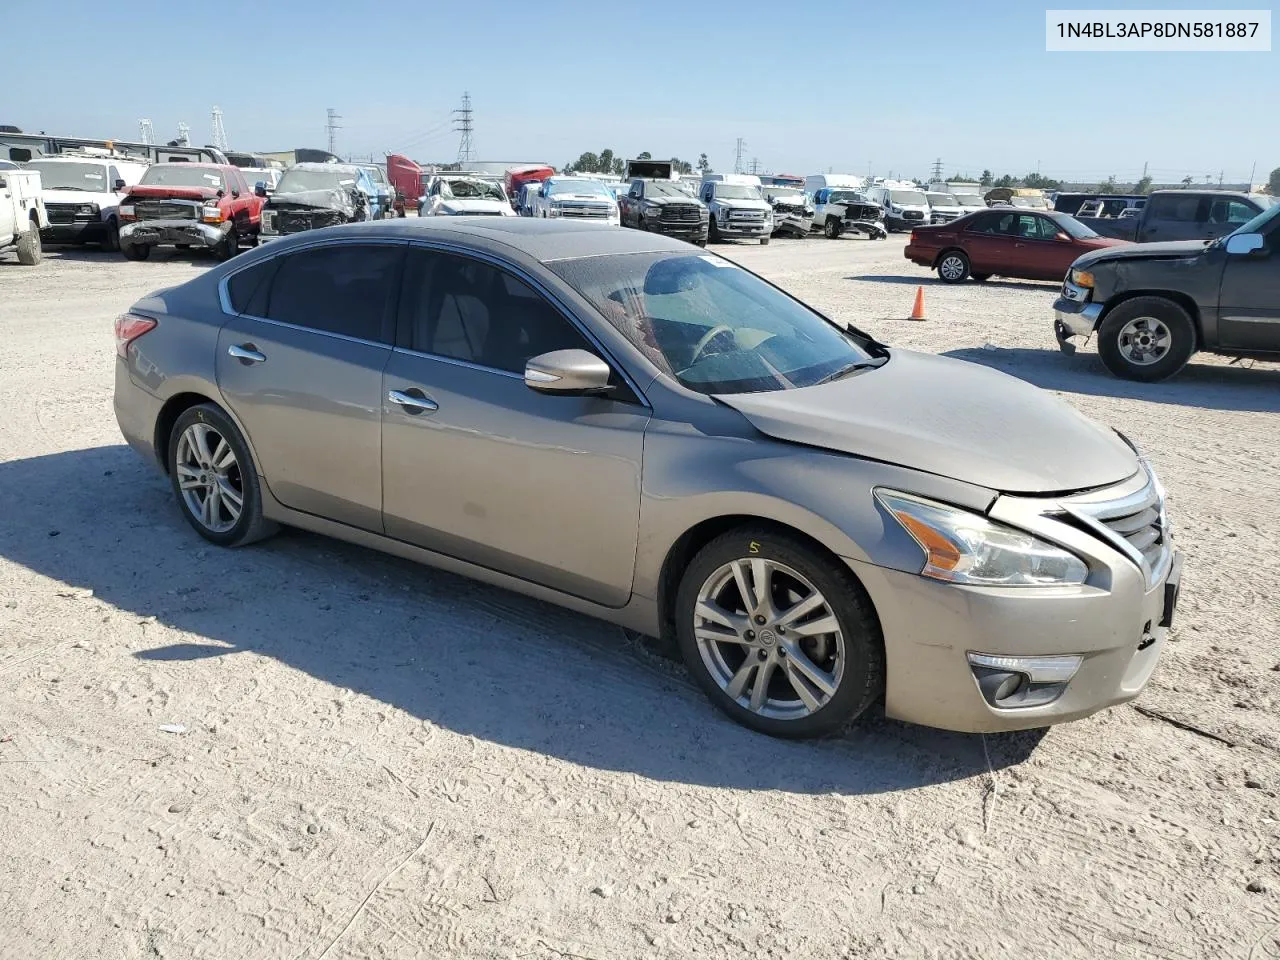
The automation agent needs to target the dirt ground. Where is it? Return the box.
[1,235,1277,960]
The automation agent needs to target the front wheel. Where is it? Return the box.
[168,404,276,547]
[675,527,885,739]
[937,251,970,283]
[1096,297,1197,382]
[121,241,150,261]
[102,218,121,252]
[15,225,41,265]
[213,226,239,262]
[823,217,842,239]
[760,236,770,245]
[708,219,722,243]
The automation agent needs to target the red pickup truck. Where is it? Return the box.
[118,163,263,260]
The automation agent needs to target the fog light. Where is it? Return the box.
[967,653,1081,683]
[968,653,1082,709]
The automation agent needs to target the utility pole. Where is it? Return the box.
[931,157,943,181]
[733,138,746,175]
[453,92,475,163]
[1218,169,1224,186]
[211,107,228,152]
[326,108,342,155]
[1248,160,1256,187]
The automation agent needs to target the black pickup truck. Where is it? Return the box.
[1076,189,1271,243]
[1054,202,1280,381]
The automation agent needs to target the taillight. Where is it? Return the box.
[115,313,156,358]
[910,231,918,243]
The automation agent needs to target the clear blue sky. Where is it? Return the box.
[9,0,1277,184]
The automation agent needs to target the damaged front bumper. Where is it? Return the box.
[120,219,229,250]
[1053,280,1102,353]
[771,212,813,237]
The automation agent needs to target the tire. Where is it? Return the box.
[970,272,991,282]
[121,240,150,261]
[695,239,707,248]
[15,222,41,265]
[936,250,970,284]
[1096,297,1197,382]
[760,236,770,246]
[708,219,721,243]
[823,217,842,239]
[675,526,885,739]
[175,244,192,250]
[168,404,277,547]
[213,226,239,262]
[102,218,120,252]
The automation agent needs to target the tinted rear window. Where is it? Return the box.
[1146,194,1202,222]
[265,244,402,343]
[226,258,278,315]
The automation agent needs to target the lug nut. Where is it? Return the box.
[777,647,786,657]
[745,630,755,640]
[755,615,766,625]
[757,649,768,660]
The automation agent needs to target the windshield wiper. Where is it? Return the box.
[813,358,884,386]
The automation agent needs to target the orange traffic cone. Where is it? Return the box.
[908,286,927,321]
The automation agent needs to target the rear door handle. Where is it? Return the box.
[388,389,439,414]
[228,343,266,364]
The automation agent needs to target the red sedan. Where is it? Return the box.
[905,209,1128,284]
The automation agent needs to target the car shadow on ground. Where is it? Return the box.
[43,247,213,266]
[848,274,1060,293]
[945,345,1280,413]
[0,445,1045,796]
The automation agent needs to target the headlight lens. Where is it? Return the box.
[547,204,561,217]
[76,203,98,216]
[201,205,224,223]
[1070,268,1095,288]
[642,201,663,216]
[876,490,1088,587]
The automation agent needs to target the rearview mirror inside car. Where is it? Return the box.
[525,349,613,396]
[1225,233,1265,256]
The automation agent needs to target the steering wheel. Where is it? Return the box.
[690,324,735,365]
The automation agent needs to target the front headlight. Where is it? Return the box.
[1070,268,1095,288]
[642,202,663,217]
[876,490,1088,587]
[261,211,275,229]
[77,203,99,217]
[201,205,224,223]
[547,204,561,217]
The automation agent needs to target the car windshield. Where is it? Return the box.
[954,194,984,206]
[713,184,763,200]
[447,179,505,201]
[362,167,388,186]
[766,188,803,200]
[548,252,881,395]
[549,180,611,197]
[277,170,357,193]
[1229,201,1280,237]
[927,194,959,207]
[890,190,927,205]
[26,161,110,192]
[1054,214,1099,239]
[645,180,688,198]
[828,190,863,203]
[139,165,225,189]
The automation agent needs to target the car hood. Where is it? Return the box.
[715,350,1138,494]
[267,189,354,213]
[440,198,509,213]
[42,188,117,205]
[714,198,771,213]
[1072,239,1208,268]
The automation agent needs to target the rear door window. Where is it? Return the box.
[1208,199,1257,225]
[966,212,1016,235]
[226,257,279,316]
[1145,193,1202,223]
[265,244,403,343]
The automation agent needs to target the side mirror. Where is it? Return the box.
[231,188,240,198]
[114,179,127,191]
[524,349,613,396]
[1056,231,1071,242]
[254,182,268,197]
[1225,233,1265,256]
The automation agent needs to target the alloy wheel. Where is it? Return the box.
[693,557,845,720]
[175,422,244,533]
[939,255,966,281]
[1116,316,1171,366]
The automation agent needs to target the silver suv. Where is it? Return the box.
[112,218,1182,738]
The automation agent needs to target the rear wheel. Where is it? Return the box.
[15,222,41,265]
[102,218,121,252]
[937,251,970,283]
[168,404,276,547]
[1096,297,1197,382]
[676,527,884,739]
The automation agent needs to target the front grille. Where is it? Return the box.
[774,202,804,215]
[134,199,200,221]
[46,203,82,224]
[1065,470,1170,586]
[903,210,925,221]
[729,209,765,221]
[556,203,611,219]
[660,203,701,223]
[276,209,346,233]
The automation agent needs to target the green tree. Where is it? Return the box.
[980,169,993,187]
[1099,175,1119,193]
[565,151,600,173]
[1267,166,1280,196]
[670,157,693,175]
[1135,175,1153,195]
[697,153,711,174]
[993,174,1016,188]
[598,149,614,174]
[636,151,652,161]
[611,157,624,175]
[1181,175,1194,187]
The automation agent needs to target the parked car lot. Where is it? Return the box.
[2,236,1278,959]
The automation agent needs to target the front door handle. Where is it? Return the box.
[228,343,266,364]
[388,389,439,414]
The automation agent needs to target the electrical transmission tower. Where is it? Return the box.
[454,92,475,163]
[137,119,154,145]
[211,107,228,151]
[733,138,746,174]
[931,157,944,181]
[326,108,342,156]
[176,122,190,146]
[750,157,760,175]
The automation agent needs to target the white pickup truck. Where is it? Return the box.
[0,161,48,264]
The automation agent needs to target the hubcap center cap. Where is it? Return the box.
[758,628,777,647]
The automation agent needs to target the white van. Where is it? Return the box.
[699,173,772,244]
[26,153,148,251]
[864,184,931,232]
[804,173,863,196]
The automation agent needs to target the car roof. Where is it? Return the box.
[268,217,691,262]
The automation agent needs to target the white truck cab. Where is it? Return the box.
[699,173,772,244]
[26,153,148,251]
[532,176,620,225]
[0,161,48,264]
[864,184,931,232]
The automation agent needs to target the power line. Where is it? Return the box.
[326,107,342,155]
[454,92,475,163]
